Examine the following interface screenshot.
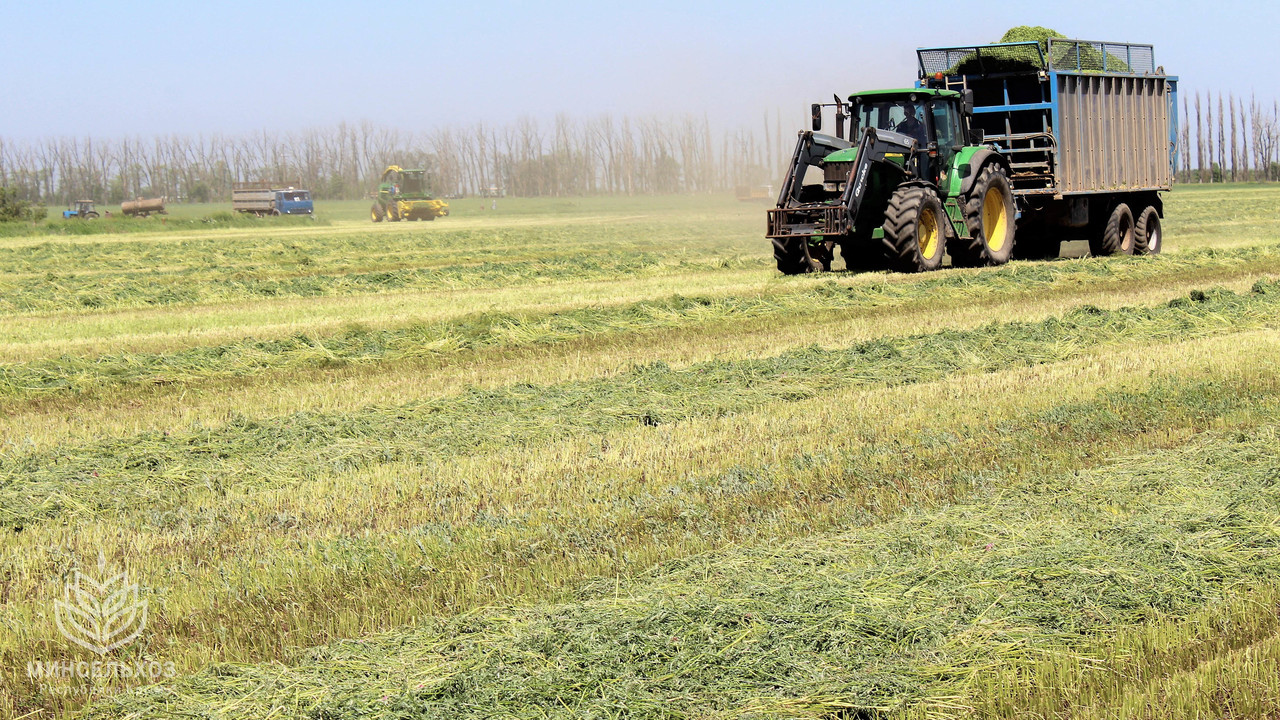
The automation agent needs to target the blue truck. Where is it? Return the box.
[232,183,314,216]
[768,38,1177,273]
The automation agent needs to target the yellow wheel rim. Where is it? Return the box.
[919,205,940,259]
[983,187,1008,252]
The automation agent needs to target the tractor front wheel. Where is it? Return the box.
[954,164,1015,267]
[772,237,820,275]
[883,183,946,273]
[371,203,385,223]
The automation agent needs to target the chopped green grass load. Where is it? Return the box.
[85,425,1280,719]
[949,26,1131,75]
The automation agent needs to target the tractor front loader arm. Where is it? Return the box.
[767,127,915,240]
[840,127,916,230]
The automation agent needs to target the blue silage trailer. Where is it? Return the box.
[916,38,1178,257]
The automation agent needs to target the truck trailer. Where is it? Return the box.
[232,183,314,216]
[768,38,1177,273]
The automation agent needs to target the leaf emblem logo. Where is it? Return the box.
[53,553,148,656]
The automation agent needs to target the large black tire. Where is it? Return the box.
[772,237,819,275]
[389,204,402,222]
[883,183,946,273]
[839,236,889,273]
[84,211,100,220]
[1091,203,1135,256]
[1012,214,1059,261]
[1135,205,1162,255]
[953,164,1015,267]
[370,203,385,222]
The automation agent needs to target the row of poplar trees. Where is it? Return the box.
[0,91,1277,206]
[0,115,792,207]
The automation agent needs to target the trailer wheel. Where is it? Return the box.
[1092,203,1135,256]
[1135,206,1162,255]
[955,164,1015,266]
[370,203,385,223]
[883,183,946,273]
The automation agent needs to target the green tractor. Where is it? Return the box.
[370,165,449,222]
[768,89,1014,274]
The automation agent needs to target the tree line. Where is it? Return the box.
[1179,90,1280,183]
[1,91,1278,208]
[0,115,786,207]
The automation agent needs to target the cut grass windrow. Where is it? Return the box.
[4,244,1280,403]
[4,281,1279,529]
[0,250,759,314]
[0,216,761,314]
[76,422,1280,719]
[8,334,1280,717]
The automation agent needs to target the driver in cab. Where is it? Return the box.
[895,102,927,146]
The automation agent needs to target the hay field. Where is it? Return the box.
[4,185,1280,718]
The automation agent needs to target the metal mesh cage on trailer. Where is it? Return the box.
[1046,39,1156,74]
[919,39,1160,78]
[917,43,1045,77]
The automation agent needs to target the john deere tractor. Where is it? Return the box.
[370,166,449,222]
[768,89,1014,274]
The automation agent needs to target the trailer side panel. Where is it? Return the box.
[1056,73,1174,193]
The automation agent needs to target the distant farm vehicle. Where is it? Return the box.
[121,197,167,217]
[62,200,99,220]
[769,37,1177,274]
[371,166,449,222]
[232,183,314,216]
[735,185,774,202]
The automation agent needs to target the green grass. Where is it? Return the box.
[2,244,1279,404]
[6,281,1277,529]
[79,393,1280,719]
[4,184,1280,718]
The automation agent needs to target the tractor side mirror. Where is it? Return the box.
[811,104,822,132]
[968,128,985,145]
[963,89,975,115]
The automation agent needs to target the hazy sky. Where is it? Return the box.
[2,0,1274,141]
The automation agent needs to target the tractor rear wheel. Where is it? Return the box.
[1135,205,1162,255]
[954,164,1015,267]
[1091,203,1135,256]
[84,211,100,220]
[883,183,946,273]
[389,204,401,222]
[371,203,385,223]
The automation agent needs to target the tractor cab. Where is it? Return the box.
[62,200,99,220]
[791,88,970,203]
[843,89,969,188]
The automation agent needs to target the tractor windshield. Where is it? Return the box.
[850,99,927,145]
[401,173,425,194]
